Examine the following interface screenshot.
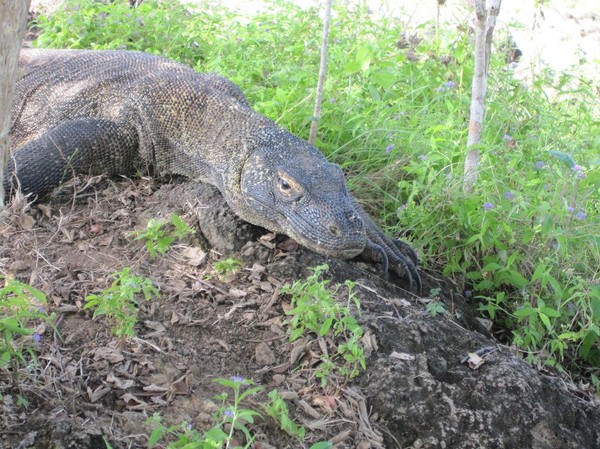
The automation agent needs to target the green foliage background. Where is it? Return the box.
[34,0,599,385]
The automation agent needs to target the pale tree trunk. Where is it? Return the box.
[0,0,31,207]
[463,0,502,193]
[308,0,333,145]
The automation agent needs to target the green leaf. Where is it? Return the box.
[549,150,576,168]
[513,307,535,318]
[148,426,164,447]
[319,318,333,336]
[507,270,528,288]
[310,442,333,449]
[370,71,396,89]
[539,312,551,330]
[482,262,503,272]
[539,307,561,318]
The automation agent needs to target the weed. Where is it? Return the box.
[84,268,159,338]
[132,214,194,257]
[148,376,262,448]
[263,389,305,440]
[213,258,243,277]
[426,301,447,317]
[0,278,53,369]
[147,376,330,449]
[281,265,366,385]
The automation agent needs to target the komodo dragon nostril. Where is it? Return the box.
[329,224,341,237]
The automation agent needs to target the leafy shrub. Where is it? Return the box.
[0,279,53,369]
[132,214,194,257]
[84,268,159,338]
[282,265,366,385]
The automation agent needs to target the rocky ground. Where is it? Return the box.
[1,179,599,449]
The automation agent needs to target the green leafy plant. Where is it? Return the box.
[263,389,305,440]
[84,268,159,338]
[281,265,366,385]
[132,214,194,257]
[213,258,243,277]
[148,376,262,449]
[147,376,330,449]
[0,278,53,369]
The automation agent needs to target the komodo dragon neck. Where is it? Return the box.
[6,49,422,292]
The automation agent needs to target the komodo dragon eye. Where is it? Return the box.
[275,171,303,200]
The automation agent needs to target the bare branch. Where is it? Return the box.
[463,0,502,193]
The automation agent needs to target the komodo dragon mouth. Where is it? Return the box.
[5,48,422,293]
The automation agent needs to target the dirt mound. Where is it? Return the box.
[1,177,598,449]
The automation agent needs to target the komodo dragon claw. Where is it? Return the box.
[362,230,422,294]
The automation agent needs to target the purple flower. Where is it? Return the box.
[483,202,494,211]
[444,80,456,89]
[535,161,545,169]
[230,375,244,383]
[576,171,586,180]
[572,164,582,172]
[224,409,234,418]
[436,86,446,92]
[420,155,427,161]
[385,144,395,154]
[575,211,586,220]
[504,191,516,201]
[567,206,575,213]
[33,333,41,345]
[329,97,336,103]
[502,134,513,141]
[398,203,407,212]
[463,290,472,298]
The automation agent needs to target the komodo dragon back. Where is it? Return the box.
[6,48,421,292]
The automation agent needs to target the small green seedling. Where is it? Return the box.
[281,265,366,385]
[213,258,243,277]
[147,376,331,449]
[148,376,263,449]
[132,214,194,257]
[84,268,159,339]
[0,278,53,369]
[263,389,305,440]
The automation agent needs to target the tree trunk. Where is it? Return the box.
[463,0,502,193]
[308,0,333,146]
[0,0,30,207]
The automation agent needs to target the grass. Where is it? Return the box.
[34,0,599,388]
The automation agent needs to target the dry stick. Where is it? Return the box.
[463,0,502,193]
[308,0,333,145]
[0,0,31,207]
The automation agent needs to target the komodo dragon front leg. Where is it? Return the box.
[4,118,139,197]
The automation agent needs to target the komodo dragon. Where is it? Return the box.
[5,49,421,292]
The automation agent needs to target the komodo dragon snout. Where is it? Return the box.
[239,132,367,259]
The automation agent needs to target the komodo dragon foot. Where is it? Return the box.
[352,201,422,294]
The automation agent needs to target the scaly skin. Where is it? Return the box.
[5,49,421,292]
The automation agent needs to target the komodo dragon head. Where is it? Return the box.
[237,127,367,259]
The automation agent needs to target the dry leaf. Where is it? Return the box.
[390,351,415,361]
[181,246,207,266]
[92,347,125,363]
